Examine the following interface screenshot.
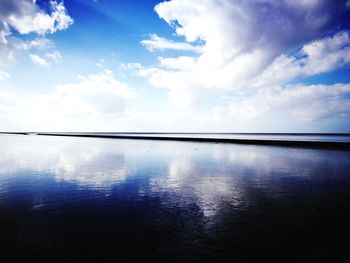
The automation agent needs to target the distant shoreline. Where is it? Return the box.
[2,132,349,136]
[1,132,350,150]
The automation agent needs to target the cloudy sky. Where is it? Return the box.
[1,0,350,132]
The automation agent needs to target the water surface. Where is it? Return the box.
[0,134,350,261]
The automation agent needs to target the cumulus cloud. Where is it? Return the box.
[149,0,350,90]
[0,70,136,131]
[0,0,72,77]
[132,0,350,127]
[155,0,349,51]
[227,83,350,121]
[55,70,134,114]
[141,34,202,53]
[0,0,73,37]
[224,30,350,123]
[253,31,350,87]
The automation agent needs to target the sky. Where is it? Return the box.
[1,0,350,132]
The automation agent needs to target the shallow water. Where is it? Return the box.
[1,134,350,261]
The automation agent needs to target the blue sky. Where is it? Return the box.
[1,0,350,132]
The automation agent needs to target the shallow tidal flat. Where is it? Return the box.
[0,134,350,261]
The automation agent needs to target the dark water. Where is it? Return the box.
[1,134,350,261]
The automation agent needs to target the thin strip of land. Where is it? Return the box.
[1,132,350,150]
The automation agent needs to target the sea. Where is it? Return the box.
[0,133,350,261]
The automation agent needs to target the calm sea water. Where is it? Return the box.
[1,134,350,261]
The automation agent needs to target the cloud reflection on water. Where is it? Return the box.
[2,135,350,260]
[0,134,349,218]
[0,135,131,188]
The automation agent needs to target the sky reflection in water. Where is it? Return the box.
[1,134,350,261]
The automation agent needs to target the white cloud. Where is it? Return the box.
[1,0,73,36]
[29,54,50,67]
[253,31,350,87]
[0,21,10,44]
[135,0,347,107]
[155,0,349,46]
[141,34,202,53]
[1,0,350,132]
[131,0,350,128]
[0,1,72,81]
[0,36,58,79]
[0,70,136,131]
[55,69,134,114]
[158,56,197,70]
[227,83,350,121]
[24,37,54,50]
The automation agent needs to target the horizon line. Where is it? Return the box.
[1,132,350,151]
